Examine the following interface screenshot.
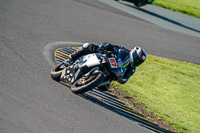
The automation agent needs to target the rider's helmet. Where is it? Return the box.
[130,46,147,67]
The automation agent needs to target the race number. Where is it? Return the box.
[108,58,117,68]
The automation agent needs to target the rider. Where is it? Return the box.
[67,42,147,91]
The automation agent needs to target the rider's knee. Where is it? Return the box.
[82,43,92,49]
[82,43,98,52]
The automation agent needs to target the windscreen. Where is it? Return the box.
[115,48,131,68]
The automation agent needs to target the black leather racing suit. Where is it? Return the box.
[70,42,136,90]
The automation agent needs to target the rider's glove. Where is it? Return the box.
[98,42,111,53]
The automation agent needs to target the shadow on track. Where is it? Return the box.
[116,0,200,34]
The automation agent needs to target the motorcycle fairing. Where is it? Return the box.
[61,65,76,84]
[81,53,101,68]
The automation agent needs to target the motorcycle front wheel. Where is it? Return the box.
[71,72,104,94]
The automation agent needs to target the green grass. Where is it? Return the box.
[113,55,200,133]
[152,0,200,18]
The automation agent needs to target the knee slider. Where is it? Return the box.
[82,43,91,49]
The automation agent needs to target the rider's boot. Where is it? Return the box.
[69,53,77,63]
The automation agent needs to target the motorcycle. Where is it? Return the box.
[50,48,131,94]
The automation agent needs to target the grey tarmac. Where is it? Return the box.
[0,0,200,133]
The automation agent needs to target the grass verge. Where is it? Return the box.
[153,0,200,18]
[112,55,200,133]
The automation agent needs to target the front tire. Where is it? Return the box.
[50,63,64,82]
[71,73,104,94]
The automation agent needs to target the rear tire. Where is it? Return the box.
[71,73,104,94]
[50,63,64,82]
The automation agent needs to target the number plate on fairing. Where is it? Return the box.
[108,58,117,68]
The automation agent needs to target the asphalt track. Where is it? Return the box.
[101,0,200,38]
[0,0,200,133]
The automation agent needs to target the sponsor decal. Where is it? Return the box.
[109,58,117,68]
[61,68,67,78]
[142,55,146,60]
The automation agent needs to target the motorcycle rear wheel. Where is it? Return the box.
[71,73,104,94]
[50,63,64,82]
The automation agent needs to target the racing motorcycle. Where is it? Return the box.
[50,48,131,94]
